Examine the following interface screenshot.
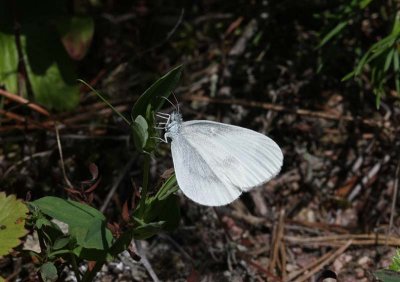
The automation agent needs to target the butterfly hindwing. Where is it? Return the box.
[170,120,283,206]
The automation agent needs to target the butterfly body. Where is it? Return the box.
[164,111,283,206]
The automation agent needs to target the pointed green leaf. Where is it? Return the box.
[317,21,348,49]
[384,48,395,72]
[52,236,70,250]
[131,65,183,119]
[155,174,179,201]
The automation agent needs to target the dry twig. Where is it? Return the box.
[182,94,392,129]
[0,89,50,116]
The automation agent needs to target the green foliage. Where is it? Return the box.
[133,174,180,239]
[0,192,28,258]
[373,249,400,281]
[389,249,400,271]
[0,33,19,94]
[317,1,399,107]
[132,115,149,152]
[0,1,94,111]
[343,12,400,107]
[317,0,373,48]
[28,66,183,281]
[130,65,182,153]
[374,270,400,282]
[31,197,113,251]
[131,65,183,119]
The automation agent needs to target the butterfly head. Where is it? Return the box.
[164,111,182,141]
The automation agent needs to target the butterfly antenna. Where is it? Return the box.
[171,91,180,113]
[160,96,177,111]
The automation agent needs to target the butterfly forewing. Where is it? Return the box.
[170,133,241,206]
[170,120,283,206]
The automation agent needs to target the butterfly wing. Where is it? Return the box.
[170,120,283,206]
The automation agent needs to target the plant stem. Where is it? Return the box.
[70,254,81,282]
[77,79,131,126]
[81,261,104,282]
[138,154,151,217]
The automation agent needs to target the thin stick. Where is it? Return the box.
[138,155,151,216]
[295,241,352,282]
[0,109,51,129]
[135,240,160,282]
[285,233,400,246]
[182,94,390,128]
[55,124,73,188]
[139,8,184,55]
[280,241,287,281]
[0,89,50,116]
[286,248,333,281]
[269,209,285,272]
[100,157,136,212]
[388,160,400,237]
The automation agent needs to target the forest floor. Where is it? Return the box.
[1,1,400,281]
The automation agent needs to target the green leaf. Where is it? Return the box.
[133,174,181,238]
[32,197,113,250]
[52,236,70,250]
[341,70,355,81]
[0,192,28,258]
[374,269,400,282]
[0,32,19,94]
[132,115,149,151]
[73,246,112,261]
[317,21,348,49]
[154,174,179,201]
[35,217,53,229]
[56,16,94,61]
[133,221,165,240]
[40,262,58,282]
[108,229,134,257]
[23,24,79,111]
[131,65,183,120]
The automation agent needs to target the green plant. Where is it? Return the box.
[317,0,373,49]
[28,65,183,281]
[344,12,399,107]
[317,1,399,107]
[0,0,94,111]
[0,192,28,258]
[389,249,400,271]
[373,249,400,281]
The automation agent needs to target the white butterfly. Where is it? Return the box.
[158,110,283,206]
